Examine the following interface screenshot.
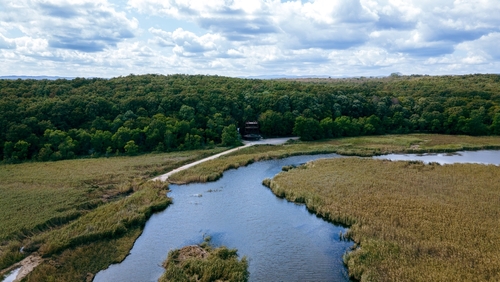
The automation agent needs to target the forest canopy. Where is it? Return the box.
[2,74,500,162]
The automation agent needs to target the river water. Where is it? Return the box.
[374,150,500,165]
[94,154,352,282]
[94,150,500,282]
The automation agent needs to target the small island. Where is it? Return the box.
[159,237,248,282]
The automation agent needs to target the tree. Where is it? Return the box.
[91,130,113,154]
[124,140,139,155]
[320,117,335,138]
[221,124,241,146]
[490,113,500,135]
[178,105,195,121]
[259,110,285,137]
[293,116,322,141]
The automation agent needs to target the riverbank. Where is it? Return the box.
[3,134,500,281]
[168,134,500,184]
[0,149,225,281]
[264,157,500,281]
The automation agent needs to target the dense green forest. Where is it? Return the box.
[2,74,500,162]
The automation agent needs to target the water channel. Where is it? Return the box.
[94,150,500,282]
[374,150,500,165]
[95,154,352,282]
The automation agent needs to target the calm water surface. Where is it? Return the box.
[95,154,352,282]
[2,268,20,282]
[374,150,500,165]
[94,150,500,282]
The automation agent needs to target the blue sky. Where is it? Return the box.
[0,0,499,78]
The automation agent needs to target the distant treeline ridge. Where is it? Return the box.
[2,73,500,162]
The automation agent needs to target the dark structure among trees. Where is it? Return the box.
[242,121,261,140]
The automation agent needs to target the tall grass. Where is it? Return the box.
[25,229,142,282]
[34,181,170,257]
[265,158,500,281]
[169,134,500,184]
[159,238,248,282]
[0,148,224,276]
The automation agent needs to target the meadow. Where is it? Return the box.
[0,148,225,281]
[264,158,500,281]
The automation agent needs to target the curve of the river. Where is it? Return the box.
[94,150,500,282]
[95,154,352,282]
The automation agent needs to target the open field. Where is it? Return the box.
[264,158,500,281]
[0,148,225,280]
[169,134,500,184]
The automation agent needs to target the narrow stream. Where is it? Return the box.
[95,154,352,282]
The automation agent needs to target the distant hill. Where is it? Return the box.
[241,74,333,79]
[0,75,75,80]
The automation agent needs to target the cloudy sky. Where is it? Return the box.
[1,0,499,78]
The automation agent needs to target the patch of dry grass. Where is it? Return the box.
[265,158,500,281]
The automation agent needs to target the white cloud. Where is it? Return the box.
[1,0,138,52]
[1,0,500,77]
[0,33,15,49]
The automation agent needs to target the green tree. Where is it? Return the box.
[320,117,335,138]
[293,116,322,141]
[3,141,14,161]
[112,127,132,152]
[178,105,195,121]
[91,130,113,154]
[12,140,30,161]
[181,134,202,150]
[124,140,139,155]
[221,124,241,146]
[259,110,285,137]
[490,113,500,134]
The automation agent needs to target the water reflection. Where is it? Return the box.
[374,150,500,165]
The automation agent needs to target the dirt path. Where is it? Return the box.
[0,254,42,282]
[152,137,297,182]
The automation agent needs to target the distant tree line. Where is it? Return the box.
[1,73,500,162]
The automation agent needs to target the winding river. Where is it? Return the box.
[94,150,500,282]
[95,154,352,282]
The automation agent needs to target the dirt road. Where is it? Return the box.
[152,137,298,182]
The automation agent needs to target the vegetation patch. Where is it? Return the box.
[159,237,248,282]
[265,157,500,281]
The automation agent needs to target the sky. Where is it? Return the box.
[0,0,499,78]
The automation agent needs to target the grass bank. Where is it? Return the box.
[264,158,500,281]
[159,237,248,282]
[169,134,500,184]
[0,148,226,280]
